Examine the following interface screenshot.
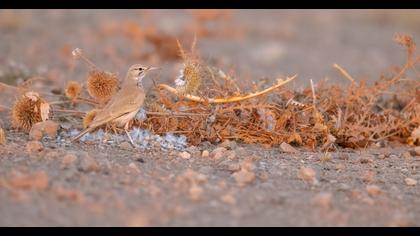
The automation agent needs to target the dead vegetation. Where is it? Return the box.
[137,33,419,148]
[1,32,419,149]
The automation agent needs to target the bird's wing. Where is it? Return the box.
[89,87,145,128]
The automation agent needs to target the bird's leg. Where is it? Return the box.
[124,122,137,148]
[111,123,118,135]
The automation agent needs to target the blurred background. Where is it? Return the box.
[1,9,420,93]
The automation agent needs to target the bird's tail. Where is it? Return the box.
[71,127,94,143]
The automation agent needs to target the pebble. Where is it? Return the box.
[79,152,100,172]
[221,193,236,205]
[414,147,420,156]
[29,128,43,141]
[26,141,44,153]
[211,147,227,156]
[402,152,412,159]
[201,150,210,158]
[232,168,256,187]
[280,142,298,153]
[127,162,140,174]
[118,142,132,150]
[189,184,204,201]
[298,167,317,183]
[366,185,382,196]
[220,140,237,150]
[62,153,78,168]
[179,151,191,159]
[29,120,59,140]
[8,171,49,190]
[312,192,333,208]
[404,177,417,186]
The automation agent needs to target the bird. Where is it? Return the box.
[71,64,158,146]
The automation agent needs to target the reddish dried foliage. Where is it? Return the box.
[137,34,419,148]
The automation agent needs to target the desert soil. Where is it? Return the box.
[0,10,420,226]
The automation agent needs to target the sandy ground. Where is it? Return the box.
[0,9,420,226]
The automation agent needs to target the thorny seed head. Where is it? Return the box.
[86,70,119,103]
[65,80,82,100]
[11,92,44,131]
[83,109,99,129]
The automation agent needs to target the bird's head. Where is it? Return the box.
[127,64,159,82]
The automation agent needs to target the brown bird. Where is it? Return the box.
[71,64,158,146]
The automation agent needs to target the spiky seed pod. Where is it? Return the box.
[177,60,201,95]
[65,80,82,100]
[83,109,99,129]
[11,93,44,131]
[86,70,119,103]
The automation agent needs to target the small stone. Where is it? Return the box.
[220,140,237,150]
[335,163,345,171]
[29,120,59,140]
[119,142,132,150]
[402,152,412,159]
[53,186,85,202]
[211,147,227,156]
[377,154,386,159]
[232,169,256,187]
[179,151,191,159]
[44,151,60,160]
[201,150,210,158]
[62,153,78,167]
[359,156,372,164]
[43,120,59,138]
[414,147,420,156]
[8,171,49,190]
[280,142,298,153]
[127,162,140,174]
[186,146,199,154]
[221,193,236,205]
[258,171,269,181]
[226,150,236,160]
[26,141,44,153]
[362,170,376,183]
[79,152,99,172]
[240,159,255,171]
[298,167,316,182]
[312,192,333,208]
[29,128,43,141]
[366,185,382,196]
[126,213,150,227]
[213,151,224,160]
[337,183,350,191]
[189,184,203,201]
[404,177,417,186]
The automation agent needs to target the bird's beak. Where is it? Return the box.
[147,66,160,71]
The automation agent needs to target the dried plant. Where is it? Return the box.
[0,127,5,145]
[83,109,99,129]
[11,92,49,131]
[86,70,119,104]
[65,80,82,101]
[26,34,417,150]
[137,34,419,148]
